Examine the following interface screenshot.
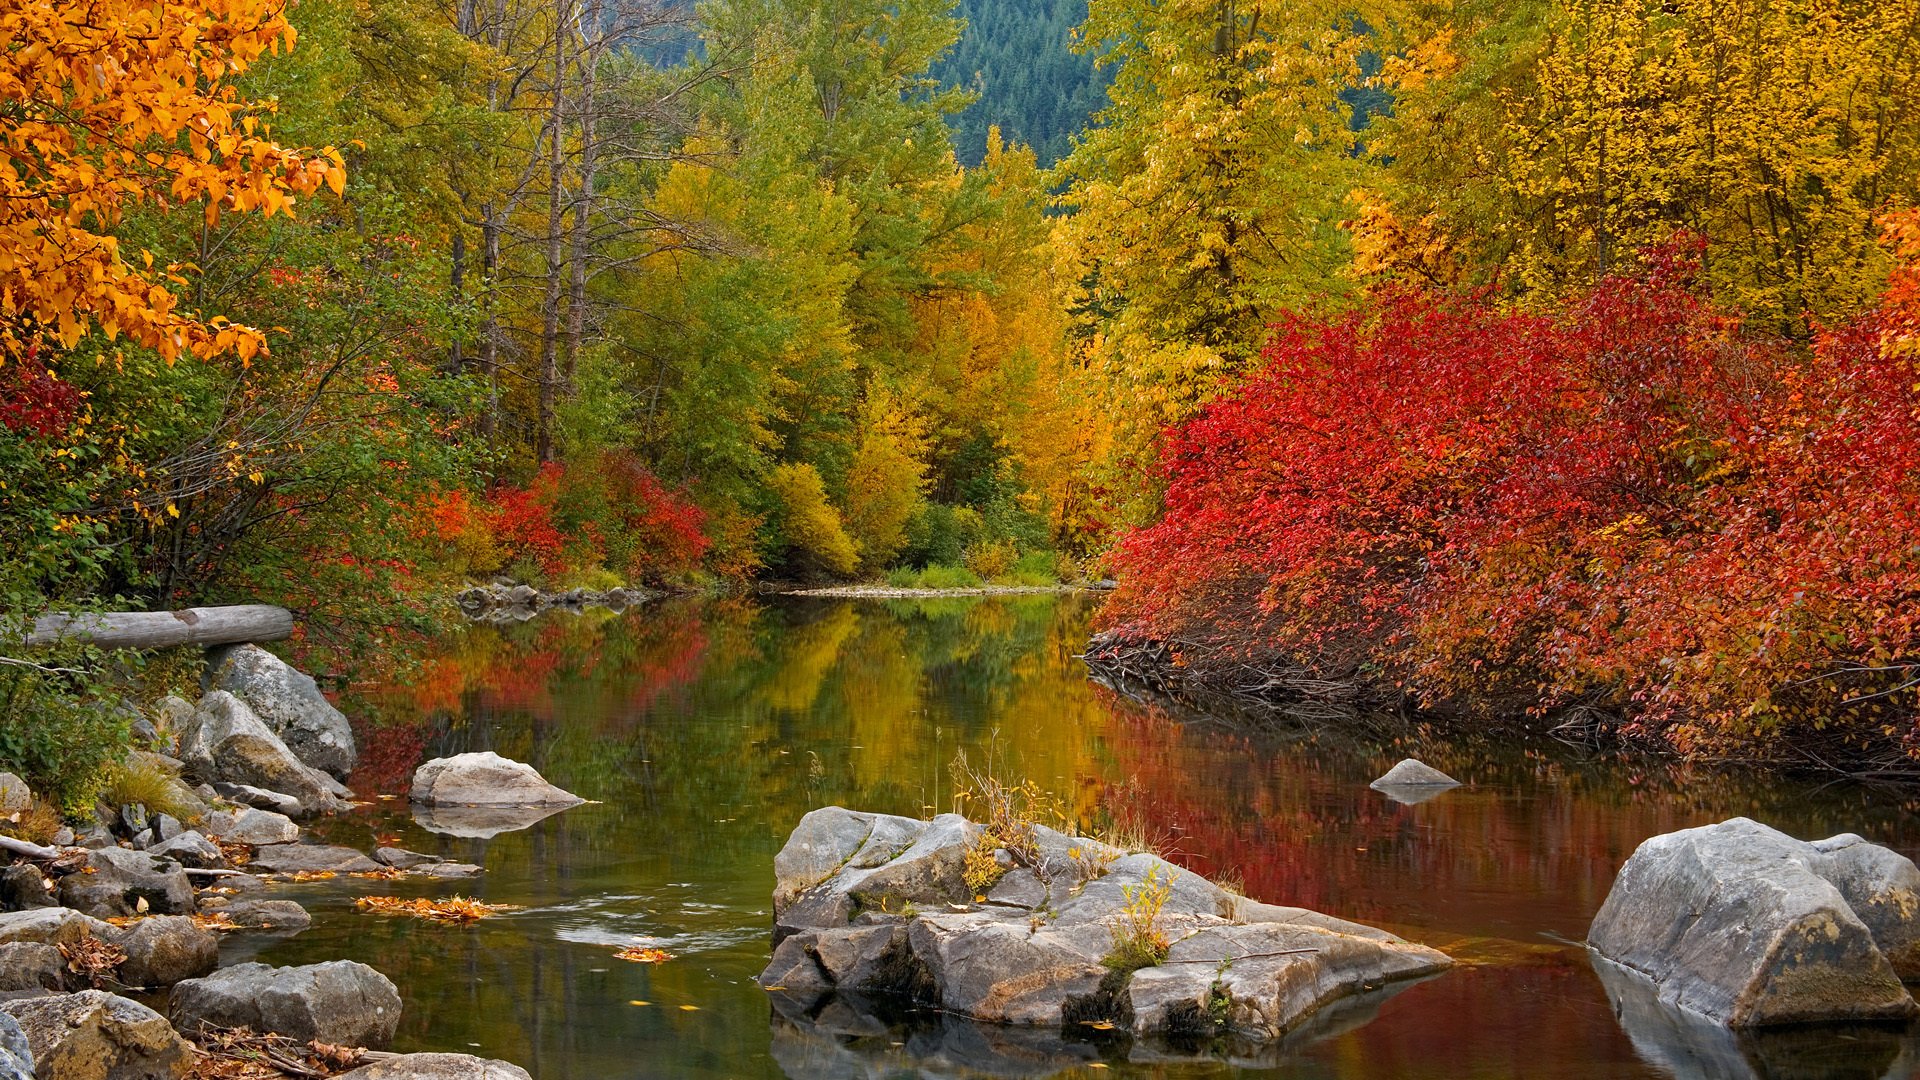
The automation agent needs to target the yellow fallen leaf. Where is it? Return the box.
[628,1000,650,1006]
[1080,1020,1116,1030]
[678,1005,699,1012]
[614,947,672,964]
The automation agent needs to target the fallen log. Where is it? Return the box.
[24,605,293,650]
[0,834,63,860]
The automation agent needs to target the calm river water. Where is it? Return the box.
[240,595,1920,1079]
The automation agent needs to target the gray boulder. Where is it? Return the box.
[201,806,299,847]
[219,900,311,933]
[146,832,226,871]
[413,862,484,879]
[169,960,402,1048]
[110,916,218,988]
[0,1012,28,1080]
[57,848,195,918]
[334,1054,532,1080]
[205,644,357,778]
[372,847,437,869]
[758,806,1450,1042]
[246,843,381,875]
[179,691,344,818]
[409,753,583,808]
[0,991,190,1080]
[0,908,118,949]
[0,866,54,912]
[1588,817,1920,1026]
[0,944,63,992]
[0,774,29,816]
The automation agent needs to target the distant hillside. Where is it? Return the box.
[932,0,1109,168]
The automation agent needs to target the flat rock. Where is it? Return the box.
[372,847,437,869]
[0,909,118,949]
[333,1053,532,1079]
[0,990,190,1080]
[1588,817,1920,1026]
[205,644,358,779]
[169,960,402,1048]
[412,862,485,879]
[201,806,299,847]
[57,847,195,918]
[0,1012,28,1080]
[247,843,381,875]
[409,752,583,808]
[211,782,303,818]
[1368,759,1460,790]
[0,944,63,992]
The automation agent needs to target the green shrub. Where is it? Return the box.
[885,566,921,587]
[0,663,132,814]
[915,564,982,589]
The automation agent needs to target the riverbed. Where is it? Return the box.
[242,594,1920,1078]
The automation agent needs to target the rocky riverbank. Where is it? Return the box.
[454,583,656,622]
[0,642,585,1079]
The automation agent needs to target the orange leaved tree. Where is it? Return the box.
[0,0,343,365]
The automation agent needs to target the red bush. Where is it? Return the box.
[1108,242,1920,756]
[0,354,83,438]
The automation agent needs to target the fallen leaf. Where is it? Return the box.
[614,946,673,964]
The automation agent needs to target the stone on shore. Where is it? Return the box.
[219,899,312,933]
[0,944,64,992]
[409,753,583,808]
[0,909,119,950]
[1588,817,1920,1027]
[0,866,55,912]
[210,782,303,818]
[334,1053,533,1079]
[0,1013,28,1080]
[759,805,1450,1042]
[110,916,219,988]
[179,692,344,818]
[146,832,226,871]
[201,806,299,847]
[205,644,358,779]
[169,960,402,1049]
[56,848,195,919]
[0,991,191,1080]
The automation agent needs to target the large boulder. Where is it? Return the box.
[1588,817,1920,1027]
[205,644,357,778]
[0,991,191,1080]
[169,961,402,1048]
[56,848,195,919]
[179,692,344,818]
[110,916,218,989]
[0,1012,29,1080]
[409,753,583,808]
[333,1054,532,1080]
[758,806,1450,1042]
[145,832,225,871]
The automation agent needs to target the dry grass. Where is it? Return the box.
[1,799,67,845]
[100,757,200,823]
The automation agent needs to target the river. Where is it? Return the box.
[241,594,1920,1079]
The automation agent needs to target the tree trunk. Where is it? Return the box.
[25,605,295,650]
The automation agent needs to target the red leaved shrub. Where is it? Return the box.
[1107,242,1920,758]
[474,452,710,585]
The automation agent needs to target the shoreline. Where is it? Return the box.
[774,583,1097,599]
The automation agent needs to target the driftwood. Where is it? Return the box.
[24,605,293,650]
[0,834,61,860]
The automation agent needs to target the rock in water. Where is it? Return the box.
[333,1054,533,1079]
[410,752,584,808]
[1368,759,1461,790]
[0,1013,29,1080]
[170,961,402,1049]
[758,805,1450,1042]
[201,806,300,847]
[246,844,382,875]
[205,644,358,778]
[1588,817,1920,1026]
[0,991,191,1080]
[111,915,219,988]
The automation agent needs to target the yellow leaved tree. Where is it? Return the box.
[0,0,344,365]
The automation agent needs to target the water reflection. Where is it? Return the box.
[223,596,1920,1079]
